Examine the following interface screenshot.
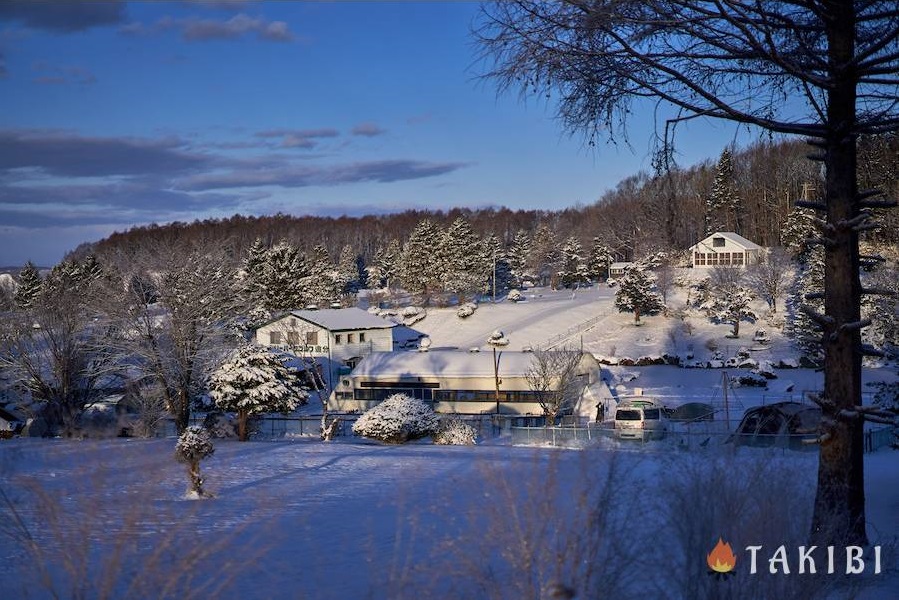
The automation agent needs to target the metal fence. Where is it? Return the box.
[538,312,608,351]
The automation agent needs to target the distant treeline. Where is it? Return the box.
[73,136,899,268]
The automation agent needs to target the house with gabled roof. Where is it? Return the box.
[688,232,763,268]
[255,308,396,388]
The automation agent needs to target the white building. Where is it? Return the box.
[330,350,613,420]
[255,308,396,386]
[688,232,762,268]
[608,262,634,278]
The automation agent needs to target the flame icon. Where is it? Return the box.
[707,537,737,573]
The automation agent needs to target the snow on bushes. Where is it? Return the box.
[402,306,426,326]
[352,393,439,444]
[487,329,510,346]
[508,289,523,302]
[175,426,215,498]
[433,417,477,445]
[457,302,477,319]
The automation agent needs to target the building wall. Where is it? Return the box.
[691,236,761,268]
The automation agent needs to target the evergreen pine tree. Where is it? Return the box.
[508,229,533,287]
[587,237,614,282]
[208,344,308,441]
[614,266,664,323]
[303,245,337,306]
[558,236,589,288]
[482,233,514,298]
[14,261,42,310]
[786,246,825,360]
[781,205,818,259]
[700,267,757,338]
[439,217,487,301]
[261,241,307,311]
[398,220,440,296]
[705,148,741,234]
[335,245,361,296]
[530,224,560,288]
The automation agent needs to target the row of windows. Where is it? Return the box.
[269,331,319,346]
[350,388,541,403]
[334,332,366,344]
[694,252,744,266]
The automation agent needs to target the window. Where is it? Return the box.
[305,331,318,345]
[720,252,730,265]
[290,318,297,326]
[269,331,281,345]
[707,253,718,265]
[348,333,356,344]
[695,252,705,266]
[732,252,744,265]
[712,237,725,247]
[287,332,299,345]
[335,334,342,345]
[359,332,366,343]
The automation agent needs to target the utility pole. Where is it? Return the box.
[493,346,502,414]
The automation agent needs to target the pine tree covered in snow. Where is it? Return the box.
[482,233,514,297]
[14,261,42,310]
[438,217,488,300]
[860,258,899,361]
[781,205,818,258]
[558,236,590,289]
[700,267,757,338]
[245,240,308,312]
[175,425,215,498]
[335,244,362,297]
[303,245,338,306]
[399,220,440,296]
[351,393,439,443]
[508,229,533,287]
[614,266,664,323]
[368,239,401,289]
[529,224,560,287]
[587,237,614,281]
[208,345,307,441]
[705,148,741,234]
[786,247,825,360]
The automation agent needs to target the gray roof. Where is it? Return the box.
[351,350,543,379]
[290,308,395,332]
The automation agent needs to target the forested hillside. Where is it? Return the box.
[72,137,897,273]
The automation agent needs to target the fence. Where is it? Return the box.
[864,426,895,453]
[538,312,608,351]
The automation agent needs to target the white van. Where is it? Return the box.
[614,402,668,441]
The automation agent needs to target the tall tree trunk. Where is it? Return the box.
[811,2,867,547]
[238,409,249,442]
[175,389,191,435]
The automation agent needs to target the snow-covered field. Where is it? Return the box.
[0,437,896,599]
[1,283,896,599]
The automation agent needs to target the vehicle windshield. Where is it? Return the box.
[616,409,641,421]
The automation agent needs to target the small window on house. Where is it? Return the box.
[269,331,281,345]
[732,252,744,265]
[695,252,705,266]
[348,333,356,344]
[712,237,725,247]
[720,252,730,265]
[305,331,318,346]
[287,332,299,345]
[335,334,342,345]
[290,318,297,327]
[707,253,718,265]
[359,332,366,343]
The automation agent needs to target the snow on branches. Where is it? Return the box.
[352,393,439,444]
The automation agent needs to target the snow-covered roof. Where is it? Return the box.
[289,308,395,332]
[351,350,545,379]
[689,232,762,252]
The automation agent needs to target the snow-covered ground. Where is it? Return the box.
[0,437,895,599]
[1,282,895,598]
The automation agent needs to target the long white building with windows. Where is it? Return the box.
[688,232,763,268]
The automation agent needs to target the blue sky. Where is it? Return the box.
[0,1,750,266]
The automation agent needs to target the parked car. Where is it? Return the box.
[614,402,668,441]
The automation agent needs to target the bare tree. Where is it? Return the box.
[745,247,794,313]
[476,0,899,546]
[0,261,118,436]
[525,349,585,426]
[102,251,240,435]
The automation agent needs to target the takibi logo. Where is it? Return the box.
[707,537,737,578]
[706,536,884,578]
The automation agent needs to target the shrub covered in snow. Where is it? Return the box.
[401,306,426,326]
[175,426,215,498]
[508,289,523,302]
[487,330,510,346]
[457,302,477,319]
[432,417,477,445]
[352,393,439,444]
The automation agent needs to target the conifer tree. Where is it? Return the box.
[614,266,664,324]
[368,239,401,289]
[705,148,741,234]
[529,224,560,288]
[439,217,487,301]
[482,233,513,298]
[14,261,43,310]
[508,229,533,287]
[398,220,440,297]
[558,236,589,289]
[335,244,361,296]
[303,245,337,306]
[700,267,757,338]
[587,237,614,282]
[781,205,818,259]
[260,241,307,311]
[208,344,307,441]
